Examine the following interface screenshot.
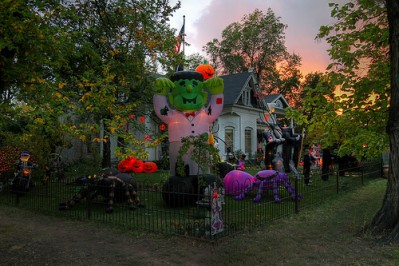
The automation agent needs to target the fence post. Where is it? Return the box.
[294,177,299,214]
[361,166,364,185]
[336,170,339,194]
[16,193,20,205]
[87,184,91,220]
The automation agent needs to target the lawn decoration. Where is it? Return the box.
[11,150,36,194]
[153,68,224,176]
[217,162,236,179]
[281,126,301,173]
[117,157,136,173]
[195,62,215,80]
[263,129,285,170]
[223,170,255,196]
[59,168,143,213]
[225,170,301,203]
[118,157,158,174]
[143,161,158,173]
[131,159,144,173]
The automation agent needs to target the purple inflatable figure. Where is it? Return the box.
[234,170,301,203]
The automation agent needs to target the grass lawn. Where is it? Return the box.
[1,178,398,265]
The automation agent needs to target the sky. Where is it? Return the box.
[168,0,347,76]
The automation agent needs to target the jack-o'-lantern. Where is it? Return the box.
[132,159,144,173]
[117,157,136,173]
[143,161,158,173]
[195,63,214,80]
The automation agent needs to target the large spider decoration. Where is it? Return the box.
[59,168,144,213]
[233,170,302,203]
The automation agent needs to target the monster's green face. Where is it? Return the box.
[168,72,208,112]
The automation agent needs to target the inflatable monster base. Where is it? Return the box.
[162,174,222,208]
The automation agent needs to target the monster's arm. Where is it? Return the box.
[204,77,224,95]
[153,78,175,123]
[154,78,174,96]
[204,77,224,121]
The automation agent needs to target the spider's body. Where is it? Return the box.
[59,168,143,213]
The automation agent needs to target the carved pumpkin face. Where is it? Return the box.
[143,161,158,173]
[117,157,136,173]
[117,160,129,173]
[195,64,214,80]
[132,159,144,173]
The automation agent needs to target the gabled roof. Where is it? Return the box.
[219,72,253,105]
[262,94,281,104]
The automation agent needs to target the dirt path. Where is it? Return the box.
[1,181,399,265]
[0,205,212,266]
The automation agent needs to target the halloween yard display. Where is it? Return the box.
[223,169,301,203]
[281,126,301,173]
[117,157,158,174]
[195,62,215,80]
[59,168,143,213]
[153,67,224,207]
[262,129,285,171]
[261,122,302,180]
[143,161,158,173]
[223,170,255,196]
[11,151,36,195]
[117,157,136,173]
[153,70,224,176]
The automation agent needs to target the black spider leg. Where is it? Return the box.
[59,184,91,210]
[125,183,138,210]
[104,178,116,213]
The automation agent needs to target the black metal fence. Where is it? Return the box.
[0,160,383,242]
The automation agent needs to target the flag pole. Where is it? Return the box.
[182,15,185,58]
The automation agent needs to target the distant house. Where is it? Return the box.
[213,71,291,161]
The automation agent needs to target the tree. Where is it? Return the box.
[1,0,182,167]
[287,72,337,147]
[202,8,302,105]
[291,0,399,242]
[370,0,399,242]
[0,0,69,165]
[289,0,389,160]
[184,53,207,71]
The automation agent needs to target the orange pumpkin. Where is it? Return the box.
[117,157,136,173]
[143,161,158,173]
[132,159,144,173]
[195,63,214,80]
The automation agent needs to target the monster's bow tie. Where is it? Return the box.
[185,112,196,118]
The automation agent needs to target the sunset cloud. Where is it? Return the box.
[170,0,348,75]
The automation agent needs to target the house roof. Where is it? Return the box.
[219,72,253,105]
[219,72,289,109]
[262,94,281,103]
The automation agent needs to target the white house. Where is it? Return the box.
[213,71,291,161]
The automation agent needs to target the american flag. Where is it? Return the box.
[174,23,185,53]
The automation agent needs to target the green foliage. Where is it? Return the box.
[176,133,220,177]
[184,53,207,71]
[202,8,302,104]
[288,1,389,159]
[1,0,183,165]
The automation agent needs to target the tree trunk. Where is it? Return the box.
[370,0,399,242]
[101,137,111,168]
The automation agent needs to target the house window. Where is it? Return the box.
[242,87,251,106]
[225,127,234,153]
[245,128,252,155]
